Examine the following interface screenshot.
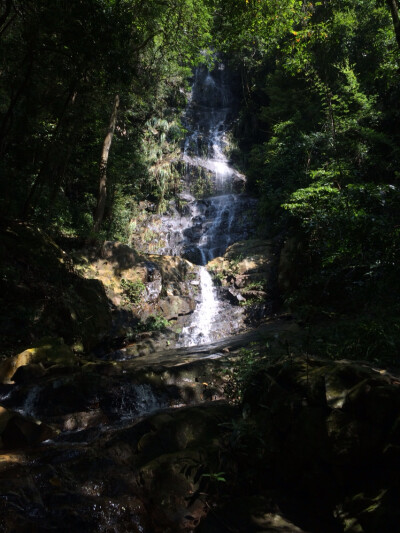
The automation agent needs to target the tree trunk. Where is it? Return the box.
[92,94,119,233]
[0,0,12,28]
[0,51,34,155]
[0,0,16,37]
[22,85,77,219]
[387,0,400,49]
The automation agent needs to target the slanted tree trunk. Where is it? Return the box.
[22,85,77,219]
[0,51,34,156]
[0,0,15,37]
[93,94,119,233]
[387,0,400,49]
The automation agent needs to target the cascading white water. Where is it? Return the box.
[177,61,250,346]
[179,266,219,347]
[197,194,238,264]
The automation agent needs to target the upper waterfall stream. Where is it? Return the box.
[173,61,256,345]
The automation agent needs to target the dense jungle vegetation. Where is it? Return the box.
[1,0,400,363]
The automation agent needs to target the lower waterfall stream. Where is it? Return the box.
[179,266,219,347]
[169,62,256,345]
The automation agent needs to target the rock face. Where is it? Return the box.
[234,356,400,533]
[0,219,112,354]
[127,194,258,265]
[74,242,198,344]
[208,238,278,325]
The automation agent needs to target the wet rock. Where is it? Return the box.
[0,401,238,533]
[225,287,245,305]
[129,193,257,264]
[183,225,203,242]
[11,363,46,385]
[105,403,237,532]
[183,244,203,264]
[0,406,56,449]
[1,350,400,532]
[207,238,276,327]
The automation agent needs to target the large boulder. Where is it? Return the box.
[74,244,198,339]
[239,356,400,532]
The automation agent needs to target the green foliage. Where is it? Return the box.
[143,117,185,213]
[305,315,400,366]
[201,472,226,483]
[120,279,145,305]
[0,0,213,235]
[245,280,265,291]
[224,346,267,404]
[143,314,170,332]
[211,0,400,364]
[132,314,171,334]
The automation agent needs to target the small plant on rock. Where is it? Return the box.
[143,314,170,332]
[120,278,145,305]
[224,345,267,404]
[201,471,226,483]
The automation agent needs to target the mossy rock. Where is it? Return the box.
[0,338,76,383]
[209,238,273,278]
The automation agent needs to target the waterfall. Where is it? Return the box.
[176,60,256,346]
[126,60,256,346]
[180,266,219,347]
